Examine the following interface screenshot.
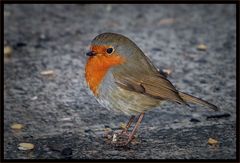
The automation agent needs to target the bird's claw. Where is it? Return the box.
[110,131,135,146]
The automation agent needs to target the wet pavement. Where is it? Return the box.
[4,4,236,159]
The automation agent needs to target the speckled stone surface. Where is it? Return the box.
[4,4,236,159]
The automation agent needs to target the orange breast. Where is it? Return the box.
[85,54,124,96]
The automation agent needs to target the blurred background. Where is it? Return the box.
[4,4,236,159]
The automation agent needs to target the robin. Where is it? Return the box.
[85,32,218,146]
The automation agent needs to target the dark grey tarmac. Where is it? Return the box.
[4,4,236,159]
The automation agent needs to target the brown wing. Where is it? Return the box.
[113,73,186,104]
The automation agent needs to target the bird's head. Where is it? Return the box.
[86,32,143,69]
[85,33,144,95]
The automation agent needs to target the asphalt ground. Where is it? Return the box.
[3,4,236,159]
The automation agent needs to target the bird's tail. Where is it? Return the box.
[179,92,218,111]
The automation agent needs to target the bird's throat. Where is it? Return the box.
[85,55,124,96]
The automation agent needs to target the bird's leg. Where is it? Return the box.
[113,116,135,141]
[125,112,145,145]
[111,113,144,146]
[121,115,135,134]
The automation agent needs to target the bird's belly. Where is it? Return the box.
[97,80,161,115]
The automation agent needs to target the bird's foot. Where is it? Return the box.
[110,131,135,146]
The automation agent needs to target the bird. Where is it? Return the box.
[84,32,218,146]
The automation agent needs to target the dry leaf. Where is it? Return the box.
[158,18,175,25]
[11,123,24,130]
[18,143,34,150]
[208,138,218,145]
[40,70,54,76]
[104,127,112,132]
[4,46,13,58]
[197,44,207,51]
[120,122,126,129]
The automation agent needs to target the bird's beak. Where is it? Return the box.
[86,51,96,56]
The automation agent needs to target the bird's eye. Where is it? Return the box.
[106,47,114,54]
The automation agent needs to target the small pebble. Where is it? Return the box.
[190,118,201,123]
[40,34,46,40]
[112,134,117,142]
[31,96,38,100]
[60,117,72,121]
